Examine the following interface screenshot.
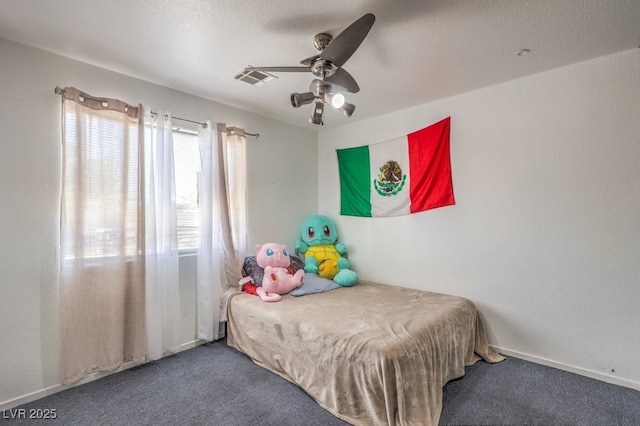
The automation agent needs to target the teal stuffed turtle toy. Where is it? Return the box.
[295,215,358,287]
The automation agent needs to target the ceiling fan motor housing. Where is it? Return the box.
[311,59,337,78]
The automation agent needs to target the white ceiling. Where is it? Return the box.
[1,0,639,130]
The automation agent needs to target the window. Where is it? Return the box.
[172,129,201,252]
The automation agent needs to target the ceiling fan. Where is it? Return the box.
[243,13,376,124]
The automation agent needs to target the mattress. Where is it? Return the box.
[227,280,504,425]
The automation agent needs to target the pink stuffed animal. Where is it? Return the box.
[255,243,305,302]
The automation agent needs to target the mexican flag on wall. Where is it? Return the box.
[337,117,454,217]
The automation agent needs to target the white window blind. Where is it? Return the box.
[173,130,201,251]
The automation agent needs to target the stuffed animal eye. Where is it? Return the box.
[308,227,315,238]
[266,248,274,256]
[324,226,330,237]
[283,249,288,256]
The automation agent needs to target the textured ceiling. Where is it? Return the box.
[0,0,639,130]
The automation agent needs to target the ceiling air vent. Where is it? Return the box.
[234,68,277,86]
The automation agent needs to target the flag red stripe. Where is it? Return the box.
[408,117,455,213]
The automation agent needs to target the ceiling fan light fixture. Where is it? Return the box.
[309,101,324,125]
[340,102,355,117]
[290,92,316,108]
[323,92,346,108]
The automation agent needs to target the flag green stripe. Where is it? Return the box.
[337,146,372,217]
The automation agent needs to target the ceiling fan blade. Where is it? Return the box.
[320,13,375,67]
[300,54,320,66]
[244,66,310,73]
[324,68,360,93]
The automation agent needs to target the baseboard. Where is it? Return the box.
[491,345,640,391]
[0,340,208,412]
[180,339,207,351]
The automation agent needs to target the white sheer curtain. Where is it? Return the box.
[197,121,222,341]
[59,87,145,384]
[197,122,247,341]
[144,110,181,360]
[218,123,248,320]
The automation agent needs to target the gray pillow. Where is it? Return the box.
[289,273,340,296]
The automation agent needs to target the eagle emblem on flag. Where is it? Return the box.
[374,160,407,197]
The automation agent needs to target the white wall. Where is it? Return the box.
[318,49,640,389]
[0,38,318,407]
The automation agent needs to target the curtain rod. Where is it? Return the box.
[148,112,260,139]
[240,131,260,139]
[55,86,259,138]
[150,110,208,129]
[226,127,260,139]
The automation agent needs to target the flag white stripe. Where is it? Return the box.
[368,136,411,217]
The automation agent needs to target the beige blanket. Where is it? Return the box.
[227,281,504,425]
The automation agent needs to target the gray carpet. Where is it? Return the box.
[3,340,639,425]
[440,356,639,425]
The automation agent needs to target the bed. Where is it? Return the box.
[227,280,504,425]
